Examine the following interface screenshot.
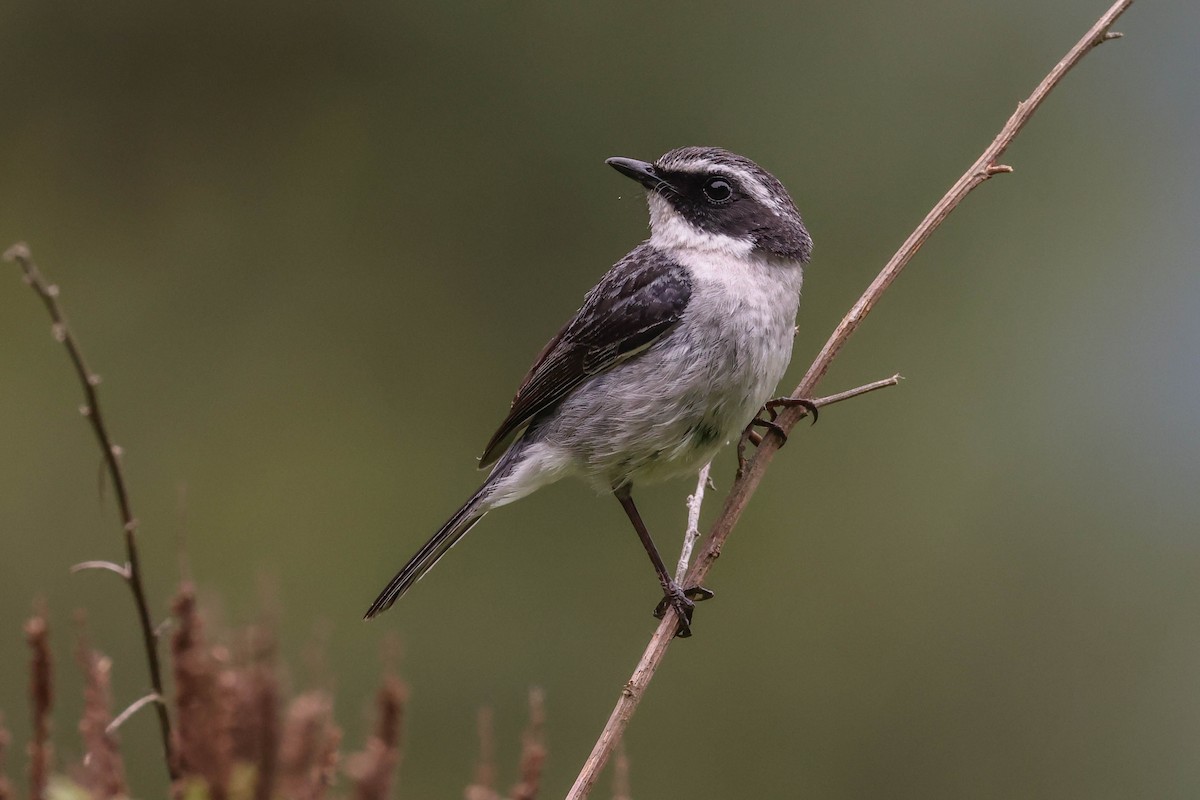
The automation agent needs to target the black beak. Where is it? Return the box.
[606,157,669,192]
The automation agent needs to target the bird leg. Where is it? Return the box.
[614,484,713,638]
[736,396,820,478]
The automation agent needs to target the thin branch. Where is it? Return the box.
[4,243,177,779]
[566,2,1132,796]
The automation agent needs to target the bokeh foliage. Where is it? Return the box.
[2,1,1198,797]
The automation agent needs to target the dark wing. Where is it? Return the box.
[478,244,692,467]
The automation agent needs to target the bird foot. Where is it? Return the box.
[653,582,715,638]
[736,396,820,478]
[765,396,820,424]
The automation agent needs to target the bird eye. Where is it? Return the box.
[702,176,733,204]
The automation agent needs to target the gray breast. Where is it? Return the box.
[533,257,801,489]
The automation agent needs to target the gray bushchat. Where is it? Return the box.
[364,146,814,637]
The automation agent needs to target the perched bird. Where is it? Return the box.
[364,146,814,636]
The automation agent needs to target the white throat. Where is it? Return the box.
[647,194,755,258]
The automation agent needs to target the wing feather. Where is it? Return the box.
[478,245,692,467]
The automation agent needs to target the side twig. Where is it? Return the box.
[106,693,163,736]
[675,463,712,583]
[5,243,177,779]
[566,2,1132,796]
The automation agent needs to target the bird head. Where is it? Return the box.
[607,146,811,263]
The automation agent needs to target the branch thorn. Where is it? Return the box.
[3,241,31,261]
[106,692,163,735]
[71,560,132,579]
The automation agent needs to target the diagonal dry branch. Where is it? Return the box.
[4,243,178,780]
[567,1,1133,796]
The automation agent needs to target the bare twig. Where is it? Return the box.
[566,2,1132,796]
[808,374,902,409]
[4,243,176,778]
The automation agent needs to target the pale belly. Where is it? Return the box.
[532,288,798,489]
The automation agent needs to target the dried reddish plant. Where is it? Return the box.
[0,713,13,800]
[465,707,500,800]
[278,692,342,800]
[170,582,233,799]
[8,246,565,798]
[25,611,53,800]
[466,692,551,800]
[345,674,407,800]
[7,581,559,799]
[228,626,280,800]
[611,741,630,800]
[74,622,128,800]
[509,689,546,800]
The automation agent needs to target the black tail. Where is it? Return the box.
[362,485,490,619]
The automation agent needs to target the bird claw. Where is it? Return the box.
[653,582,714,638]
[736,396,819,479]
[765,396,819,425]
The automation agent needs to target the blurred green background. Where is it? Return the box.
[2,1,1197,797]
